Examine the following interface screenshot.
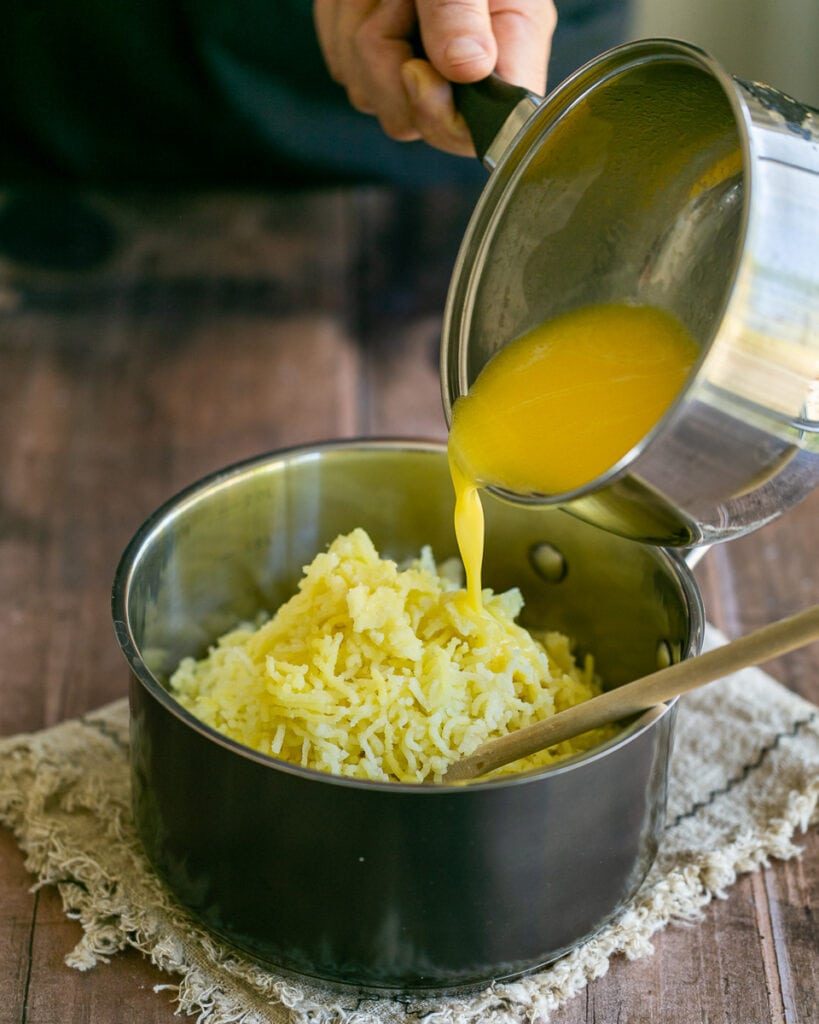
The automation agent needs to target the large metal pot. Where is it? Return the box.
[444,40,819,546]
[113,441,703,993]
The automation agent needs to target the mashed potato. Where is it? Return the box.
[169,529,615,782]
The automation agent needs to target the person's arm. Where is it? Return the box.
[313,0,557,156]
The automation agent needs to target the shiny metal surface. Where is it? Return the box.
[443,39,819,546]
[114,441,704,992]
[483,93,539,171]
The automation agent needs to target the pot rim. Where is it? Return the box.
[440,37,754,508]
[112,438,705,794]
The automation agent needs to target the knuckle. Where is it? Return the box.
[382,121,420,142]
[347,85,375,114]
[379,109,418,140]
[326,61,345,84]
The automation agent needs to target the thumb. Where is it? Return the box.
[416,0,497,83]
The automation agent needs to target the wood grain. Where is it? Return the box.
[0,189,816,1024]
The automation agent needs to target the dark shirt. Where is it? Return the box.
[0,0,629,186]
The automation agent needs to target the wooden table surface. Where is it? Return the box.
[0,189,816,1024]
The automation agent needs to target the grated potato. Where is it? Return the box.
[169,528,615,782]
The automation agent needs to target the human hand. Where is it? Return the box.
[313,1,557,156]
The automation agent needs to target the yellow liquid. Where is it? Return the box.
[449,302,700,610]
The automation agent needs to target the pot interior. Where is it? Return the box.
[121,443,700,698]
[450,46,744,398]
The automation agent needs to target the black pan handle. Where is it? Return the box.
[452,76,535,162]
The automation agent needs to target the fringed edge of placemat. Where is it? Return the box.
[0,706,817,1024]
[483,783,819,1024]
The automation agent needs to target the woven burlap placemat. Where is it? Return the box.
[1,626,817,1024]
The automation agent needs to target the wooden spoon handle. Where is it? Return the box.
[443,604,819,783]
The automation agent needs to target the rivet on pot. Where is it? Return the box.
[656,639,681,669]
[529,542,567,583]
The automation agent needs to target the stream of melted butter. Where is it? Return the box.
[448,302,700,610]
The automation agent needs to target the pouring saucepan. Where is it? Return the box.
[114,440,704,993]
[445,39,819,547]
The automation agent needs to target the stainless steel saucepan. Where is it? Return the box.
[444,39,819,546]
[114,441,703,993]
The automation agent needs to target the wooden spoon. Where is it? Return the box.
[443,604,819,783]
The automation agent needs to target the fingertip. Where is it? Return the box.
[400,60,476,157]
[417,0,497,82]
